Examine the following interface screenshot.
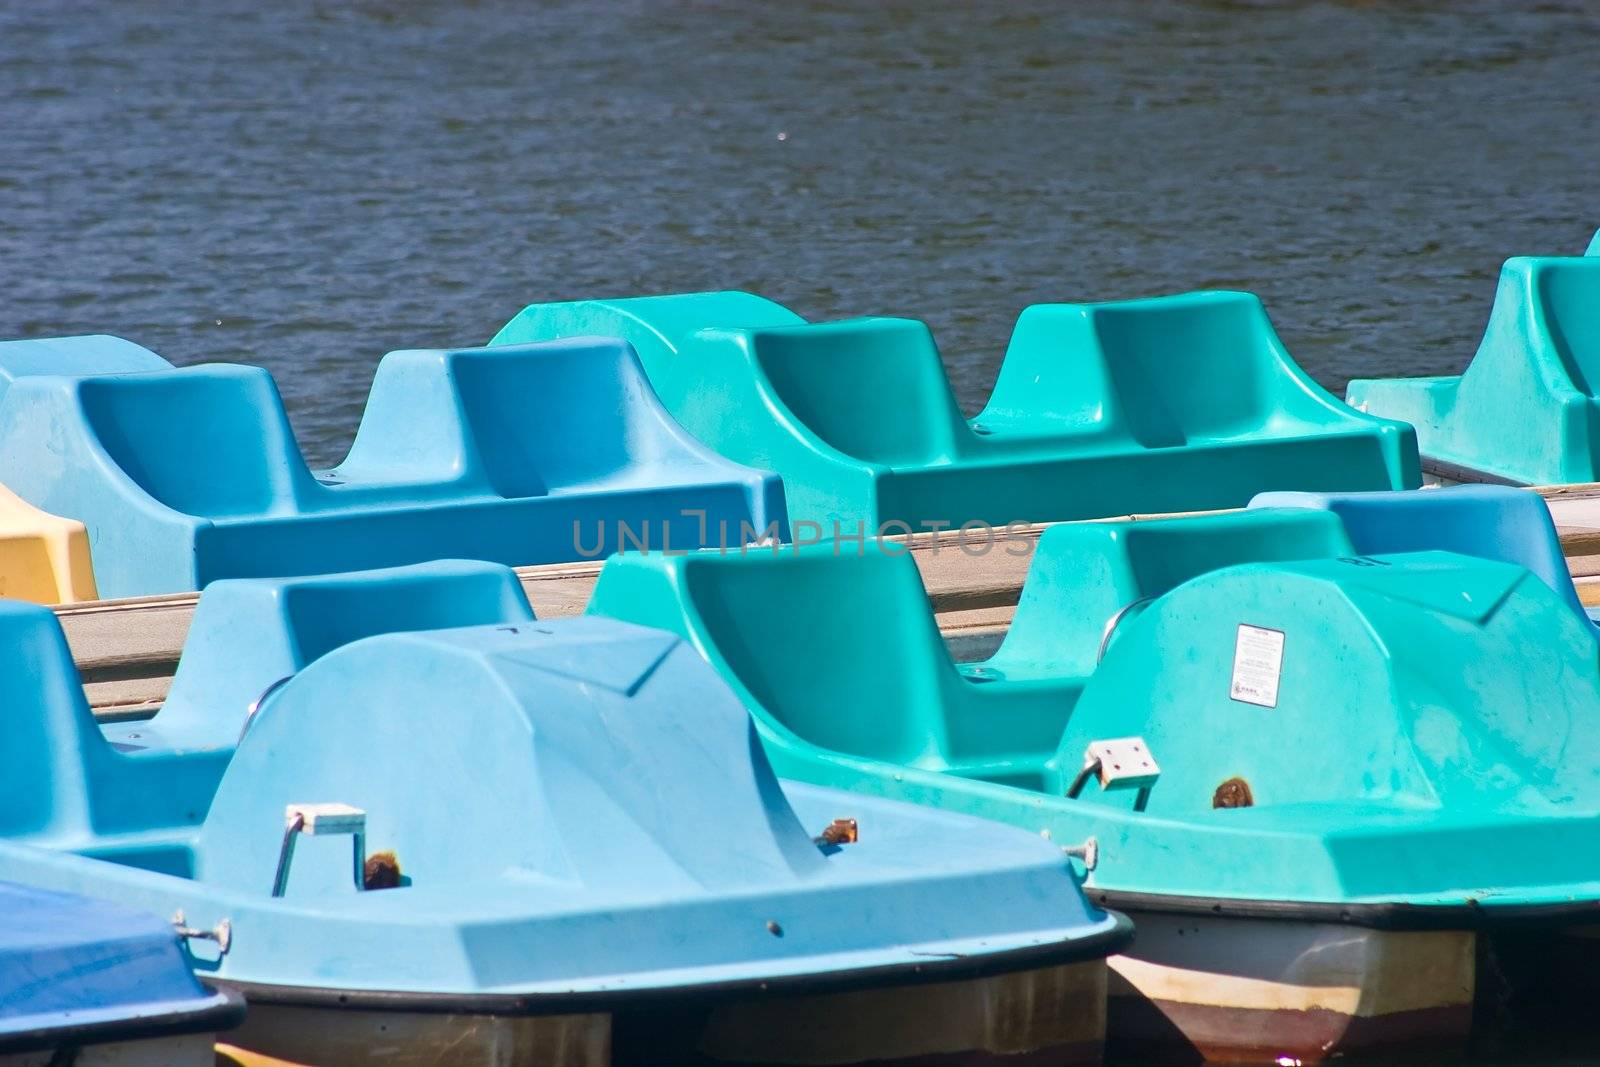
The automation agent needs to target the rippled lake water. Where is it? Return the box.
[5,4,1600,1064]
[5,1,1600,466]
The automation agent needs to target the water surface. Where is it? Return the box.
[5,1,1599,464]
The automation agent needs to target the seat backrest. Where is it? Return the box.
[1249,486,1587,623]
[987,292,1304,447]
[590,545,955,765]
[1530,258,1600,397]
[991,510,1355,678]
[450,340,693,495]
[76,366,313,517]
[344,339,699,497]
[1083,292,1295,443]
[0,484,98,604]
[490,291,805,386]
[0,335,170,409]
[156,561,536,746]
[0,601,102,838]
[748,319,971,464]
[1451,257,1600,403]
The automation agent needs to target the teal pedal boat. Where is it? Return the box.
[0,334,785,598]
[0,560,1128,1067]
[491,289,1418,533]
[1347,230,1600,487]
[587,486,1600,1063]
[0,881,243,1065]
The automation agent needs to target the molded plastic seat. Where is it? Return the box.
[1250,486,1589,626]
[0,335,169,402]
[494,289,1418,530]
[1,560,532,855]
[0,599,227,847]
[0,336,785,597]
[101,560,535,754]
[591,544,1080,788]
[0,484,97,604]
[981,509,1356,681]
[1347,243,1600,485]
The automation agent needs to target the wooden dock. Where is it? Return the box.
[63,485,1600,718]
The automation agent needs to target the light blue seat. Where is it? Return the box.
[0,335,787,597]
[100,560,534,755]
[2,561,534,856]
[1249,485,1591,626]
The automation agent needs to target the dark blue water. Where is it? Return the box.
[6,4,1600,1063]
[5,1,1600,467]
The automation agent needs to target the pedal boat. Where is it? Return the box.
[1348,231,1600,487]
[0,881,243,1066]
[0,560,1128,1066]
[587,486,1600,1063]
[0,333,784,599]
[491,288,1417,532]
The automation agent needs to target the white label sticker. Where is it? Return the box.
[1230,624,1285,708]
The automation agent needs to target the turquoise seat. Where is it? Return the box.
[1250,485,1591,627]
[0,336,786,597]
[589,520,1600,912]
[977,509,1356,682]
[1347,240,1600,485]
[493,290,1418,531]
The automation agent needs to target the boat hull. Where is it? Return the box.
[685,960,1106,1065]
[1419,454,1528,488]
[216,1007,609,1066]
[2,1033,216,1066]
[1105,912,1474,1064]
[213,960,1109,1066]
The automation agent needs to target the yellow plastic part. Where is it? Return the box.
[215,1044,314,1067]
[0,483,98,604]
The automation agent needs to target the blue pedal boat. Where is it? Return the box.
[0,881,243,1065]
[586,486,1600,1063]
[492,289,1419,533]
[0,560,1129,1066]
[0,334,786,599]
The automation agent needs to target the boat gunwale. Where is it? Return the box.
[1420,454,1532,487]
[208,913,1133,1016]
[0,986,245,1055]
[1091,888,1600,930]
